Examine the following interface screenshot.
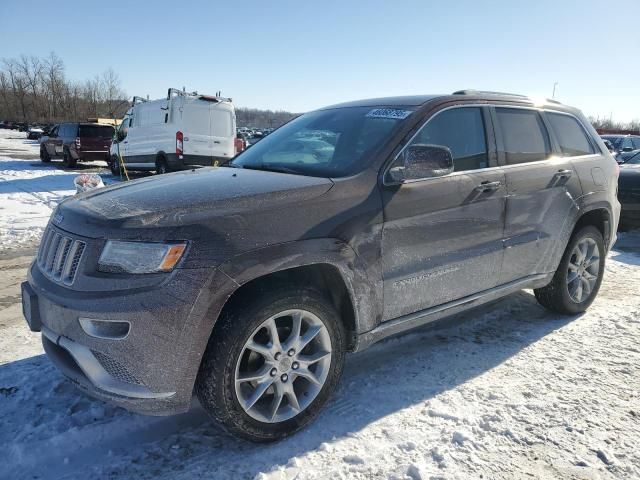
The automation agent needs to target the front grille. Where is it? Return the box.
[37,227,86,285]
[92,350,143,386]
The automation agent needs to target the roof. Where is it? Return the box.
[320,95,443,109]
[320,91,579,113]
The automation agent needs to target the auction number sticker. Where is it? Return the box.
[366,108,413,120]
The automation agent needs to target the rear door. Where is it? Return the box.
[494,106,583,284]
[381,105,507,320]
[183,99,212,165]
[78,124,114,156]
[209,104,235,164]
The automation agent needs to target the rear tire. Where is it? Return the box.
[155,156,169,174]
[40,145,50,163]
[62,149,77,168]
[195,287,345,442]
[534,226,605,315]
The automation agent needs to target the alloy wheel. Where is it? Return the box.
[234,309,332,423]
[567,237,600,303]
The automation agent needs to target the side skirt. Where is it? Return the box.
[354,273,553,352]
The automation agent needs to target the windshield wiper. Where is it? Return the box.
[239,165,301,175]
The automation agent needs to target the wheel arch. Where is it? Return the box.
[571,203,614,250]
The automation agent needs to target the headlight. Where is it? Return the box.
[98,240,187,274]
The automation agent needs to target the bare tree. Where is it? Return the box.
[100,68,127,118]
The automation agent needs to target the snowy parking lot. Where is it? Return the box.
[0,129,639,479]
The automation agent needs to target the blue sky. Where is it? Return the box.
[1,0,638,120]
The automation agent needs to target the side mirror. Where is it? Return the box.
[389,144,454,182]
[622,146,633,152]
[116,129,127,142]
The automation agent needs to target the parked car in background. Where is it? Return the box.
[618,151,640,230]
[602,138,615,154]
[235,132,249,153]
[27,126,44,140]
[40,122,114,167]
[601,134,640,163]
[109,88,236,175]
[23,91,620,442]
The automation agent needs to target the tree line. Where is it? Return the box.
[0,52,298,129]
[0,52,129,124]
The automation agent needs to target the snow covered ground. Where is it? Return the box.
[0,130,639,479]
[0,129,117,253]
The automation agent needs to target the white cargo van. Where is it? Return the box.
[110,88,236,174]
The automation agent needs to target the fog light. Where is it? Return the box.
[79,318,130,340]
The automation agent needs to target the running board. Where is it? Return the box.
[355,273,552,351]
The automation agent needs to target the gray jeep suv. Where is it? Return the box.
[22,90,620,441]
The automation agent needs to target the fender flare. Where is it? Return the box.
[175,238,381,392]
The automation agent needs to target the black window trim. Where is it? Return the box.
[541,109,600,157]
[491,105,553,167]
[382,103,497,186]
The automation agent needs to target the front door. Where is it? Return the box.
[381,106,507,321]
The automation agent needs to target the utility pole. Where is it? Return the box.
[552,82,558,99]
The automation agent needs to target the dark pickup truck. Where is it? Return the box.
[23,91,620,441]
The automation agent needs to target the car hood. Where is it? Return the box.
[55,167,334,234]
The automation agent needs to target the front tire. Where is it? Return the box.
[535,225,605,314]
[196,287,345,442]
[109,155,121,176]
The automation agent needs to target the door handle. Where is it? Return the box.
[554,169,572,179]
[213,140,221,144]
[475,180,501,192]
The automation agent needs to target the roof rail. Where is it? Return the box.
[167,87,198,99]
[452,89,529,98]
[131,96,148,106]
[453,89,563,105]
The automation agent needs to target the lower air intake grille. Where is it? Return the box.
[92,350,143,386]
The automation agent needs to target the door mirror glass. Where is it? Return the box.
[116,128,127,142]
[390,144,454,182]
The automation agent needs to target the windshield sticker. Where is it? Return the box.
[366,108,413,120]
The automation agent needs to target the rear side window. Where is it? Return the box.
[546,113,594,156]
[187,106,211,135]
[496,108,550,164]
[409,107,488,171]
[211,109,233,137]
[79,125,114,138]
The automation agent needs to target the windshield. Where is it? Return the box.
[626,152,640,165]
[230,106,416,177]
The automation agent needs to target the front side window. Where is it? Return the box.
[398,107,489,173]
[496,108,551,164]
[631,137,640,150]
[621,137,633,150]
[231,106,415,177]
[546,112,595,157]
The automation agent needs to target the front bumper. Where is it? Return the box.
[22,260,221,416]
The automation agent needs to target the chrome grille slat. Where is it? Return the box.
[37,226,86,286]
[45,233,61,273]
